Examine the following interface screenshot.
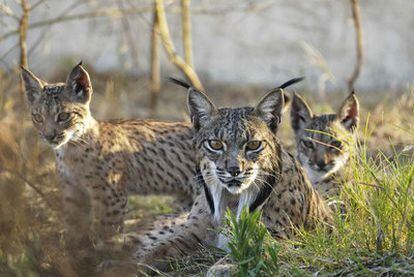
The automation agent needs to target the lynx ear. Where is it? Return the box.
[65,62,92,103]
[21,67,44,103]
[337,92,359,131]
[290,93,313,134]
[187,88,217,130]
[282,93,291,114]
[254,88,285,133]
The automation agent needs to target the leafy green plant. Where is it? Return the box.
[225,208,280,276]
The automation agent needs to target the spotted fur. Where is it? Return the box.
[123,79,333,272]
[22,64,199,244]
[290,92,359,199]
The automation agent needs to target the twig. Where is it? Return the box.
[0,3,19,21]
[149,2,161,115]
[18,0,30,69]
[0,168,55,210]
[155,0,204,91]
[117,0,140,71]
[0,6,151,43]
[30,0,48,11]
[18,0,30,110]
[348,0,363,91]
[181,0,193,67]
[28,0,86,59]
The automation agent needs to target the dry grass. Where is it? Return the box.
[0,66,413,276]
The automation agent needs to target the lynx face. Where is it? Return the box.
[290,93,359,184]
[22,64,93,149]
[188,87,284,196]
[195,108,280,195]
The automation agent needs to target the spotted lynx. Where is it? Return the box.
[290,92,359,199]
[21,63,199,244]
[115,78,333,272]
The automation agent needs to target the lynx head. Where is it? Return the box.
[290,92,359,184]
[21,63,93,149]
[188,87,285,197]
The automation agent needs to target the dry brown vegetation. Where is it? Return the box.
[1,0,414,275]
[0,66,413,275]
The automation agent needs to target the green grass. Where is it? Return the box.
[1,68,413,276]
[225,208,280,276]
[221,120,414,276]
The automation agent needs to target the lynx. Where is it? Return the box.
[21,63,199,244]
[290,92,359,199]
[106,78,333,272]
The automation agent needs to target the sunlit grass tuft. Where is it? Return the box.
[225,208,280,276]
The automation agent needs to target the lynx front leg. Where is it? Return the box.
[61,183,92,248]
[135,194,216,271]
[90,185,128,241]
[98,196,217,274]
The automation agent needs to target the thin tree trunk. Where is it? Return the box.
[149,2,161,115]
[19,0,30,103]
[155,0,204,91]
[348,0,363,91]
[181,0,193,67]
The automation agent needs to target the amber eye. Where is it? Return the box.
[246,141,262,151]
[32,113,43,123]
[302,140,314,149]
[330,140,342,150]
[57,112,71,122]
[208,140,224,151]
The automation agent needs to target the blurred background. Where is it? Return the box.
[2,0,414,92]
[0,0,413,275]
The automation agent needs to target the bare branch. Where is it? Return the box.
[149,2,161,115]
[0,3,19,21]
[18,0,30,68]
[0,168,55,210]
[181,0,193,67]
[348,0,363,91]
[0,6,151,43]
[155,0,204,91]
[117,1,140,71]
[30,0,48,11]
[18,0,30,108]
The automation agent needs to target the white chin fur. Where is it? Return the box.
[303,154,348,184]
[201,159,225,225]
[200,158,258,224]
[225,183,249,194]
[303,165,327,184]
[224,164,259,195]
[51,130,75,150]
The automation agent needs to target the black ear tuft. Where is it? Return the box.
[290,93,313,134]
[168,77,192,90]
[279,77,304,90]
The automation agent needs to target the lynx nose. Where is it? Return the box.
[44,132,57,142]
[316,160,326,170]
[228,166,241,177]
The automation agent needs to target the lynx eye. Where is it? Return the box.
[207,140,224,151]
[57,112,71,122]
[32,113,43,123]
[330,140,342,150]
[246,140,262,151]
[302,140,314,149]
